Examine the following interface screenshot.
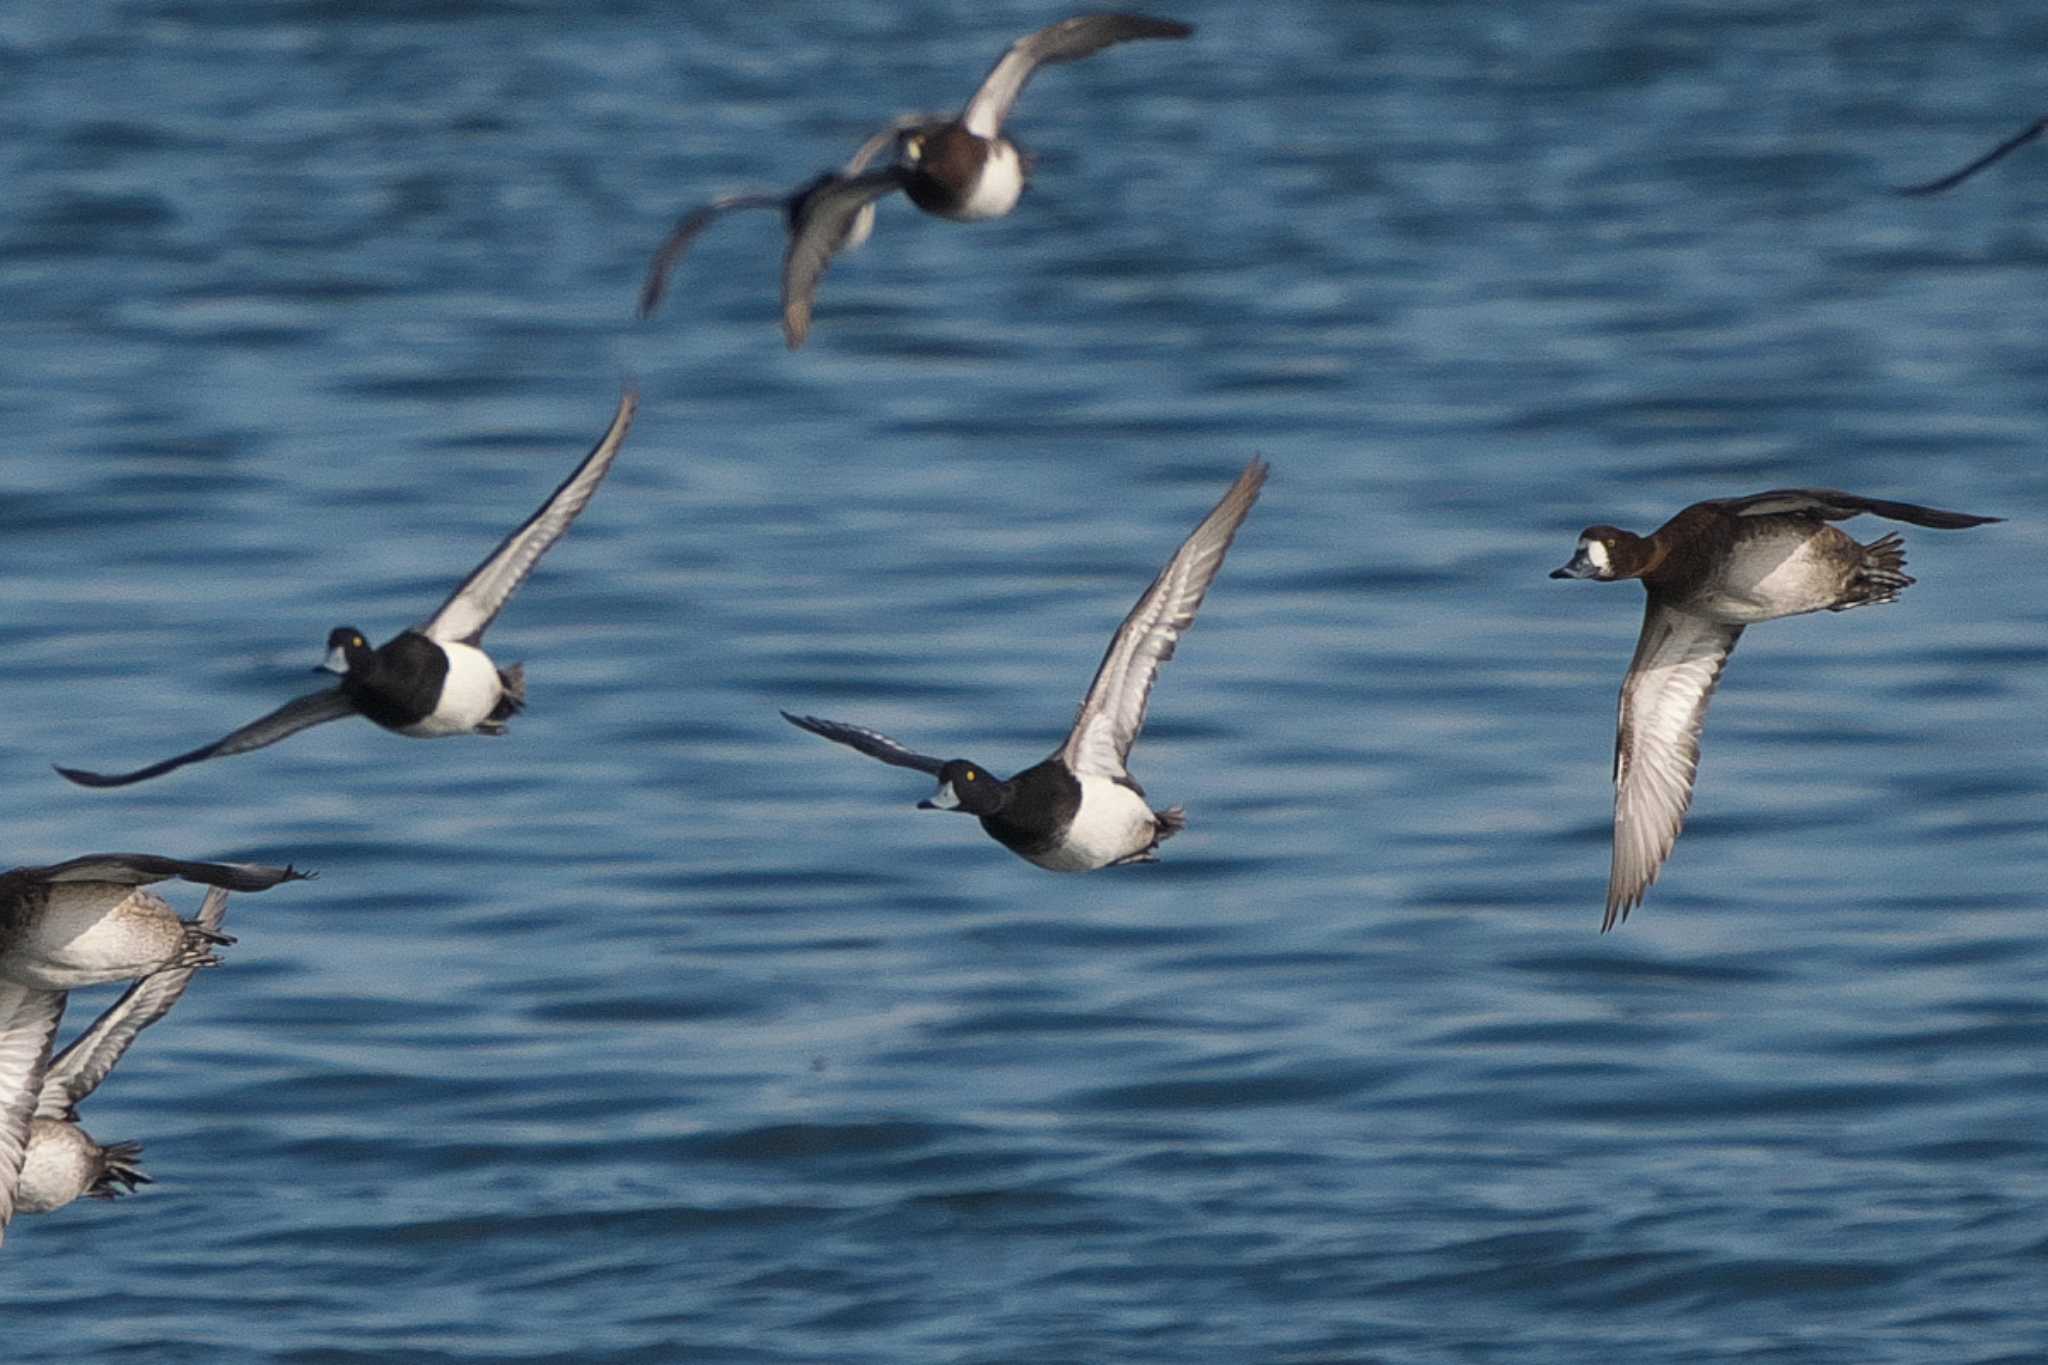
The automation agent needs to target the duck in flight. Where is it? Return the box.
[1896,117,2048,195]
[643,12,1192,349]
[0,853,306,1245]
[784,457,1264,871]
[11,885,231,1226]
[636,117,924,326]
[56,390,637,788]
[1551,489,2001,930]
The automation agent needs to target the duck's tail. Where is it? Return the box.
[1835,533,1914,610]
[88,1140,151,1199]
[1154,806,1188,841]
[492,663,527,720]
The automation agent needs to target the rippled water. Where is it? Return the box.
[2,1,2043,1360]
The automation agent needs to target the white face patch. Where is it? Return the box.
[1581,538,1612,574]
[924,781,961,811]
[321,644,350,674]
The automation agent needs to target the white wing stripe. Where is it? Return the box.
[1606,608,1742,928]
[1062,459,1266,778]
[0,983,65,1239]
[421,389,637,645]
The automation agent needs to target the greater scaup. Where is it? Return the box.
[785,456,1264,870]
[1551,488,2001,929]
[56,390,637,787]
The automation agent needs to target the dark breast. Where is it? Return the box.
[345,631,449,730]
[904,126,990,215]
[978,761,1083,859]
[1641,506,1746,605]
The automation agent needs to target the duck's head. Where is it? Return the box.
[321,626,373,675]
[918,759,1005,815]
[1551,526,1636,581]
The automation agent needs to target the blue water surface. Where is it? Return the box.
[0,1,2043,1361]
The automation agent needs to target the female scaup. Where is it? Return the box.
[1551,488,2001,929]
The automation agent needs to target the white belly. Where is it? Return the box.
[1705,537,1847,624]
[398,641,502,736]
[0,887,181,990]
[1029,774,1158,872]
[953,142,1026,221]
[16,1120,95,1214]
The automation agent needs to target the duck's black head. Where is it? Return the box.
[918,759,1006,815]
[322,626,374,675]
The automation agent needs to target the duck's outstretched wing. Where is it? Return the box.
[419,388,638,645]
[961,13,1195,139]
[36,888,228,1122]
[638,193,793,318]
[781,169,911,349]
[1605,604,1745,931]
[1714,489,2002,529]
[781,712,946,774]
[1061,457,1266,779]
[0,983,65,1244]
[53,687,359,789]
[12,856,308,892]
[1896,118,2047,196]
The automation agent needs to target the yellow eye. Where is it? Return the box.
[965,770,977,781]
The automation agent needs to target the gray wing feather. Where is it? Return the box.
[1061,457,1266,778]
[782,712,946,775]
[37,888,227,1121]
[15,856,308,893]
[420,389,638,645]
[0,983,65,1242]
[1605,604,1744,931]
[53,687,360,788]
[638,193,791,318]
[1717,489,2001,529]
[961,13,1195,138]
[781,169,910,349]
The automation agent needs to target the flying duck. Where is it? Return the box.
[57,390,637,787]
[1551,489,2001,929]
[0,854,305,1246]
[693,12,1192,348]
[12,885,230,1223]
[785,456,1265,870]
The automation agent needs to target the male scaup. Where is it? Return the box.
[1551,488,2001,929]
[1897,116,2048,195]
[56,390,637,788]
[763,12,1193,347]
[785,457,1265,871]
[12,886,230,1222]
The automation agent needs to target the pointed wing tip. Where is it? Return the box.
[52,764,128,789]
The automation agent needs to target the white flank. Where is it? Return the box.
[1030,775,1157,872]
[954,142,1026,221]
[400,641,503,736]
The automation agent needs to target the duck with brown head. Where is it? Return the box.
[1552,488,2002,930]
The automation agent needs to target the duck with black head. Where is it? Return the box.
[785,457,1265,871]
[55,390,636,788]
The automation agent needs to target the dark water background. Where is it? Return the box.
[1,2,2043,1361]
